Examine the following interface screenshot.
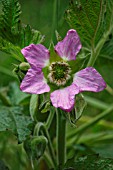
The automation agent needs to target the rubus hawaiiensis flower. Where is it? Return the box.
[20,29,106,112]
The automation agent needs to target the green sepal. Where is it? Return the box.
[49,42,62,63]
[38,95,51,113]
[55,30,62,42]
[13,62,31,82]
[24,136,48,160]
[13,65,25,82]
[20,24,45,48]
[68,51,86,74]
[41,101,51,113]
[42,66,49,80]
[66,94,86,125]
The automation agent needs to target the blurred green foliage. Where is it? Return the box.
[0,1,69,169]
[0,0,113,169]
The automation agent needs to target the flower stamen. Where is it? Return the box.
[48,61,71,86]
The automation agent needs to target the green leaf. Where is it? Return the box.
[24,136,48,160]
[0,106,33,143]
[19,24,45,48]
[0,0,44,46]
[0,37,24,62]
[78,131,113,146]
[0,160,9,170]
[0,0,45,61]
[8,82,30,105]
[65,0,105,46]
[65,0,113,48]
[0,0,21,44]
[0,65,17,78]
[93,143,113,158]
[64,154,113,170]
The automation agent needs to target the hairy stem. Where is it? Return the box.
[45,107,55,129]
[56,109,66,167]
[106,84,113,96]
[44,152,55,169]
[87,28,113,67]
[43,128,56,167]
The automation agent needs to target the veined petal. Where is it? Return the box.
[50,84,79,112]
[55,29,82,61]
[20,68,50,94]
[21,44,50,69]
[73,67,106,92]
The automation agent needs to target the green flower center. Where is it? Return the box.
[48,61,71,86]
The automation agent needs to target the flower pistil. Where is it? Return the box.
[48,61,71,86]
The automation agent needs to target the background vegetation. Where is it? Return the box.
[0,0,113,169]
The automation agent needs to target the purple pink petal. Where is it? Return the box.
[21,44,50,69]
[20,68,50,94]
[55,29,82,61]
[50,84,79,112]
[20,30,106,112]
[73,67,106,92]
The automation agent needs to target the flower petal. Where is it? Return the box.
[50,84,79,112]
[21,44,50,69]
[73,67,106,92]
[55,29,82,61]
[20,68,50,94]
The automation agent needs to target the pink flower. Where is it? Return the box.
[20,29,106,112]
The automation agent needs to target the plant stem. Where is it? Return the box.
[44,151,55,169]
[45,106,55,129]
[106,84,113,96]
[56,109,66,167]
[87,28,113,67]
[43,128,56,167]
[67,104,113,140]
[30,157,34,170]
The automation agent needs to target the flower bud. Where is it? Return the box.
[24,136,48,160]
[19,62,30,71]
